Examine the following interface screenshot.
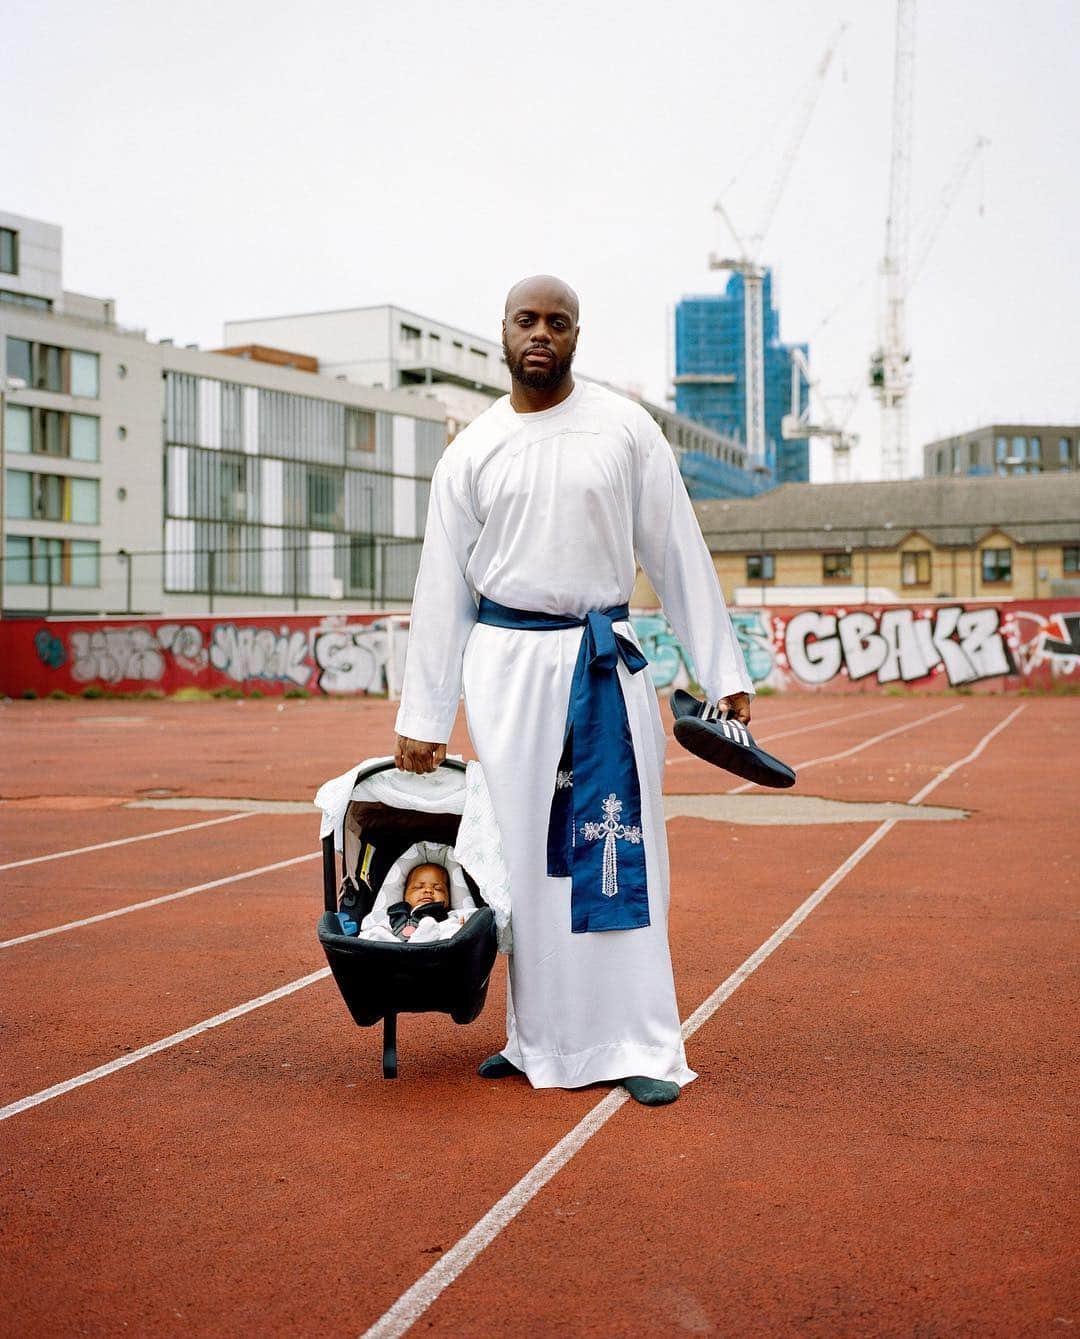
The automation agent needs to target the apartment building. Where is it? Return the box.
[923,423,1079,478]
[1,211,446,615]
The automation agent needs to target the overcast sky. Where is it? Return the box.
[5,0,1077,481]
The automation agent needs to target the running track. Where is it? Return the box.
[1,695,1077,1337]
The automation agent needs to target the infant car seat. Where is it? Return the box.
[316,758,498,1078]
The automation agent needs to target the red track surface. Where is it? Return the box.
[1,694,1077,1337]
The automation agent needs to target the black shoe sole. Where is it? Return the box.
[673,718,796,788]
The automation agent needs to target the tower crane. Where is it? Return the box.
[870,0,917,480]
[708,23,846,473]
[782,350,860,481]
[791,132,987,482]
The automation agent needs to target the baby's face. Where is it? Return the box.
[404,863,450,910]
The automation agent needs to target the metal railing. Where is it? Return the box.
[0,536,424,617]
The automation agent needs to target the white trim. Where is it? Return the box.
[0,851,318,949]
[0,969,331,1123]
[0,810,257,872]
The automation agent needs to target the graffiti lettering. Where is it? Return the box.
[209,624,311,686]
[70,628,166,684]
[785,606,1013,687]
[630,614,694,689]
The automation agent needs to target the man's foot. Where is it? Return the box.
[478,1053,524,1079]
[622,1075,680,1106]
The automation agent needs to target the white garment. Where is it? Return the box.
[395,380,752,1090]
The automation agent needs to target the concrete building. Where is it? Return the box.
[1,210,445,616]
[630,474,1080,606]
[224,304,508,440]
[674,270,810,485]
[923,423,1079,478]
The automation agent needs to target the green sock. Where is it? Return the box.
[622,1075,680,1106]
[478,1053,523,1079]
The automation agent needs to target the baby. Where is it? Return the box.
[386,863,452,940]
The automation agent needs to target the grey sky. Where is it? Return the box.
[5,0,1077,480]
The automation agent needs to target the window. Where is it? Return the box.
[1029,436,1041,460]
[3,535,98,586]
[823,551,852,580]
[4,534,31,583]
[1060,438,1073,468]
[1064,546,1079,574]
[6,336,31,383]
[38,344,64,392]
[70,477,99,524]
[306,466,342,529]
[0,228,16,275]
[981,548,1012,583]
[936,450,945,474]
[0,290,50,311]
[6,469,32,518]
[746,553,775,581]
[400,324,421,342]
[42,409,65,455]
[901,551,932,586]
[469,347,487,362]
[70,350,99,398]
[995,436,1007,462]
[350,535,375,589]
[5,470,99,523]
[5,406,99,459]
[346,408,375,453]
[14,340,100,397]
[69,539,100,586]
[219,456,248,521]
[968,442,980,469]
[950,444,960,473]
[5,403,31,453]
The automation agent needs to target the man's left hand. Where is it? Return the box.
[718,691,752,725]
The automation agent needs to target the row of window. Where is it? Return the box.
[935,436,1075,474]
[6,337,100,398]
[745,547,1080,586]
[5,470,100,524]
[4,403,100,460]
[4,535,99,586]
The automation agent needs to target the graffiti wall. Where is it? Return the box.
[2,600,1078,698]
[628,601,1080,694]
[0,613,410,698]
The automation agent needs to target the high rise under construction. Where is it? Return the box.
[674,270,810,485]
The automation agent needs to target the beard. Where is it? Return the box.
[502,336,576,390]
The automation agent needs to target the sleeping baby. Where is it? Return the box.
[388,863,453,940]
[355,851,475,944]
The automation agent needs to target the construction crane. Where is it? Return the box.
[708,23,846,473]
[870,0,917,480]
[782,349,860,481]
[789,134,986,482]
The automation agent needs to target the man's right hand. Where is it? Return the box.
[394,734,447,774]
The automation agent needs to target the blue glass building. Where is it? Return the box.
[675,270,810,485]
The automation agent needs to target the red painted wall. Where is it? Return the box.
[1,600,1078,698]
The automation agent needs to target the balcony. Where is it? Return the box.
[395,337,510,395]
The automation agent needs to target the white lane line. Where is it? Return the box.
[665,701,902,766]
[357,703,1025,1339]
[0,810,258,872]
[0,852,319,950]
[0,969,331,1123]
[726,701,964,793]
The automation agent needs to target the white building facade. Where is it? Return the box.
[1,211,446,616]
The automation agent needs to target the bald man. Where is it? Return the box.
[394,276,752,1105]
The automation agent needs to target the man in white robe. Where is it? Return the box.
[394,275,752,1105]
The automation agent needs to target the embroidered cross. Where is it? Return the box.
[581,793,642,899]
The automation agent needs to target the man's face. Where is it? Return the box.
[403,863,450,910]
[502,281,579,390]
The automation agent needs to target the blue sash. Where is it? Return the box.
[475,596,650,933]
